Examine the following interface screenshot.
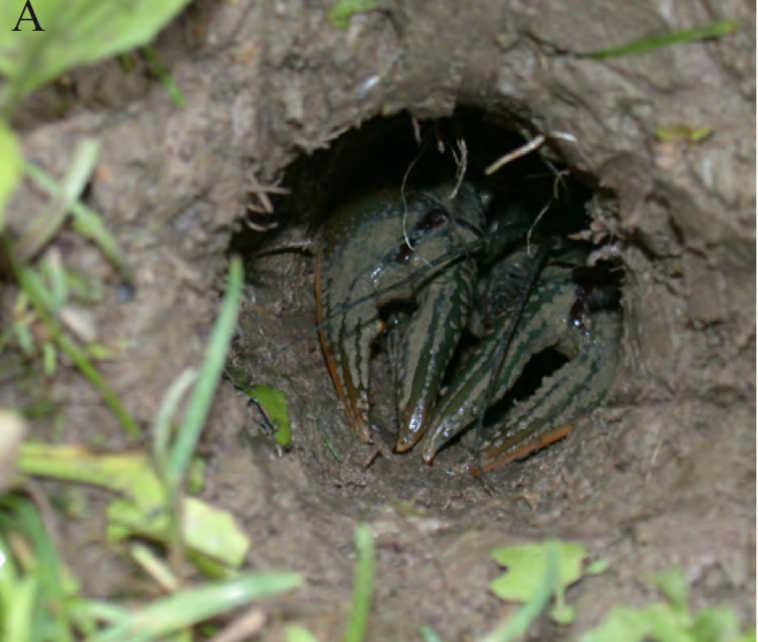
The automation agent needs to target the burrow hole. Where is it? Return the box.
[227,107,624,504]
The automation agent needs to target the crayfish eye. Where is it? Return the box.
[394,243,414,263]
[417,208,449,232]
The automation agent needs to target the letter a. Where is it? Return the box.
[12,0,44,31]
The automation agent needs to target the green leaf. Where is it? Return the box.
[479,541,561,642]
[490,541,587,599]
[5,575,39,642]
[18,443,250,567]
[326,0,379,30]
[551,603,575,626]
[224,371,292,448]
[645,603,691,642]
[580,606,652,642]
[0,0,194,104]
[0,121,22,231]
[690,607,741,642]
[250,385,291,447]
[650,568,689,614]
[107,495,250,568]
[489,541,594,623]
[581,570,754,642]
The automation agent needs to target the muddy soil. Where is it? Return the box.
[3,0,755,640]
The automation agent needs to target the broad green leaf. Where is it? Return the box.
[490,542,582,609]
[551,603,576,626]
[250,385,291,447]
[690,607,742,642]
[19,442,161,494]
[580,606,652,642]
[490,541,608,625]
[479,541,561,642]
[5,575,38,642]
[107,495,249,568]
[0,121,22,231]
[0,0,193,102]
[581,573,753,642]
[18,443,250,567]
[645,603,691,642]
[224,371,292,448]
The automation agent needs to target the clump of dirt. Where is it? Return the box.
[3,1,754,639]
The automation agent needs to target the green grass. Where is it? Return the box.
[165,256,243,487]
[586,20,737,60]
[344,523,375,642]
[9,251,140,437]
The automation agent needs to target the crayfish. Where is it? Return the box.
[315,178,621,472]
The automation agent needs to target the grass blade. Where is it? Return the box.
[0,121,22,232]
[166,256,243,485]
[24,161,125,270]
[90,572,301,642]
[16,139,100,261]
[14,260,139,437]
[344,523,374,642]
[152,368,198,468]
[587,20,737,60]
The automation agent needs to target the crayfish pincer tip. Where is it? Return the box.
[421,449,436,466]
[394,428,424,453]
[393,437,413,453]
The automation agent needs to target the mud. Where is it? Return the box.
[2,0,755,639]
